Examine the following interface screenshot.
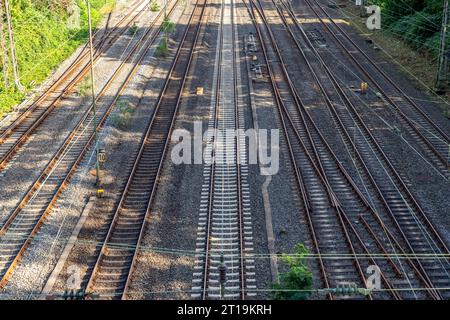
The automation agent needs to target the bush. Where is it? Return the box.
[369,0,444,57]
[0,0,115,116]
[129,22,138,36]
[162,19,176,34]
[156,37,169,56]
[110,100,134,128]
[272,244,313,300]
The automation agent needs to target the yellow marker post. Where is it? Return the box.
[360,82,368,94]
[97,189,104,198]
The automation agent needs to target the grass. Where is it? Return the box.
[155,18,176,57]
[0,0,116,117]
[78,75,92,97]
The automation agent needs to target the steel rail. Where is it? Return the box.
[284,0,450,259]
[201,0,224,299]
[232,0,247,300]
[201,0,247,300]
[0,2,178,288]
[0,0,151,170]
[250,0,443,299]
[246,0,384,299]
[273,0,444,299]
[303,0,450,174]
[0,1,176,237]
[83,0,206,299]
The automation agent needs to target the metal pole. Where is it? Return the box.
[3,0,21,90]
[87,0,100,187]
[435,0,449,93]
[0,0,10,88]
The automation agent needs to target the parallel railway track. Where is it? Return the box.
[0,0,151,170]
[247,0,373,299]
[191,0,255,299]
[0,1,180,288]
[83,0,207,299]
[271,0,450,299]
[301,0,450,177]
[246,0,450,299]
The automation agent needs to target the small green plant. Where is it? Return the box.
[156,37,169,56]
[162,19,176,34]
[78,76,92,97]
[443,107,450,119]
[150,1,160,12]
[111,100,134,128]
[272,244,313,300]
[129,23,139,36]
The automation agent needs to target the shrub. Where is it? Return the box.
[129,22,139,36]
[156,37,169,56]
[272,244,313,300]
[162,18,176,34]
[0,0,114,116]
[111,100,134,128]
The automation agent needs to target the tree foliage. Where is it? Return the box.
[272,244,313,300]
[369,0,447,56]
[0,0,114,116]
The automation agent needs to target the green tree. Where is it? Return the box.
[367,0,445,56]
[273,244,313,300]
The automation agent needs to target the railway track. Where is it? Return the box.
[246,0,371,300]
[246,0,450,299]
[191,0,255,300]
[273,0,450,299]
[83,0,207,299]
[0,0,151,171]
[0,2,180,289]
[301,0,450,177]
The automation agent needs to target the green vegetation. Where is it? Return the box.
[129,22,138,36]
[149,0,160,12]
[0,0,116,117]
[110,99,134,128]
[341,1,450,101]
[162,18,175,34]
[272,244,313,300]
[156,19,175,57]
[77,74,92,96]
[367,0,447,57]
[156,37,169,56]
